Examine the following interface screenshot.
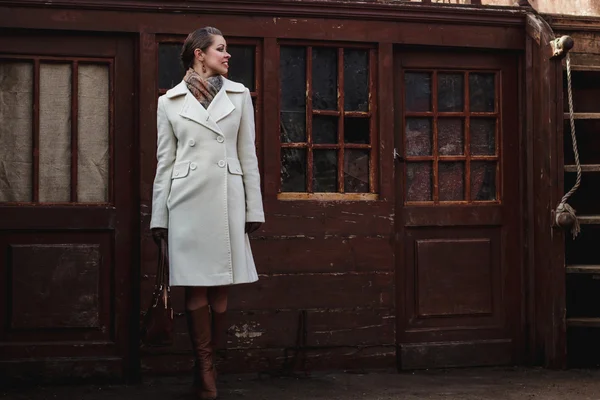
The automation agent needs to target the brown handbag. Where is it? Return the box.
[141,237,174,347]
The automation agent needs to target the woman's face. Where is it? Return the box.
[198,35,230,76]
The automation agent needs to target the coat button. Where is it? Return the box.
[190,163,197,170]
[189,139,196,147]
[217,136,224,143]
[218,160,226,168]
[174,171,179,176]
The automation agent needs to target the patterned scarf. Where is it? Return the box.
[183,68,223,109]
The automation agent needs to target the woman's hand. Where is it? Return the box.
[245,222,262,234]
[151,228,168,246]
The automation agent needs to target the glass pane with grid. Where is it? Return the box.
[279,45,375,196]
[404,70,499,204]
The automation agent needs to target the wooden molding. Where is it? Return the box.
[544,13,600,32]
[0,0,526,26]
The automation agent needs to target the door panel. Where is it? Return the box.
[0,33,135,382]
[395,50,522,369]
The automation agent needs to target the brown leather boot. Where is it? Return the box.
[186,305,218,400]
[211,309,227,351]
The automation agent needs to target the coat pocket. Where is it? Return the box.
[227,158,244,176]
[171,161,190,179]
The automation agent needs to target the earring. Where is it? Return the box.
[201,62,207,74]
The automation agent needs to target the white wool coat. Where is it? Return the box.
[150,77,264,286]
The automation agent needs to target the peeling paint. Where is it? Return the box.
[231,322,265,340]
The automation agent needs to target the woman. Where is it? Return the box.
[150,27,264,399]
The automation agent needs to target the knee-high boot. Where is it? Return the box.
[186,305,218,400]
[211,309,227,352]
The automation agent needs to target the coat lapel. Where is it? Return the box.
[207,88,235,124]
[179,91,223,135]
[209,77,246,123]
[169,78,246,136]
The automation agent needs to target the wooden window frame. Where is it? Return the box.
[0,55,114,205]
[403,68,501,206]
[278,41,378,201]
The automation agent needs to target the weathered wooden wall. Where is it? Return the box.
[1,0,577,381]
[141,201,396,374]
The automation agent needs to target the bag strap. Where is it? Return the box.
[155,238,169,287]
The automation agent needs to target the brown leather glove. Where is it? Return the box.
[245,222,262,234]
[151,228,168,246]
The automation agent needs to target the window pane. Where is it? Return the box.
[158,43,184,90]
[344,117,370,144]
[405,72,431,112]
[438,118,464,155]
[313,150,338,192]
[471,162,496,201]
[406,162,432,201]
[281,47,306,143]
[281,111,306,143]
[439,162,465,201]
[228,45,255,91]
[470,119,496,155]
[39,63,71,203]
[78,64,110,203]
[280,46,306,112]
[312,47,337,111]
[344,49,369,112]
[281,148,306,192]
[438,73,464,112]
[0,61,33,202]
[406,118,432,156]
[344,149,369,193]
[313,115,338,144]
[470,73,495,112]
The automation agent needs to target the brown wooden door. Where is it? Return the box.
[394,50,523,369]
[0,32,136,382]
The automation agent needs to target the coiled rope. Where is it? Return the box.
[556,53,581,239]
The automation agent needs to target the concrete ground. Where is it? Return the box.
[3,367,600,399]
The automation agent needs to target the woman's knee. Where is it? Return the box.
[208,287,229,312]
[185,287,208,310]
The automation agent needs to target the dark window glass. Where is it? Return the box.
[470,73,495,112]
[438,118,464,155]
[406,118,432,156]
[344,49,369,112]
[158,43,184,90]
[228,45,255,91]
[313,150,338,192]
[280,46,306,112]
[280,112,306,143]
[439,162,465,201]
[280,46,306,143]
[281,148,307,192]
[470,119,496,155]
[313,115,338,144]
[405,72,431,112]
[406,162,432,201]
[471,162,496,201]
[312,47,337,111]
[438,73,464,112]
[344,150,369,193]
[344,117,370,144]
